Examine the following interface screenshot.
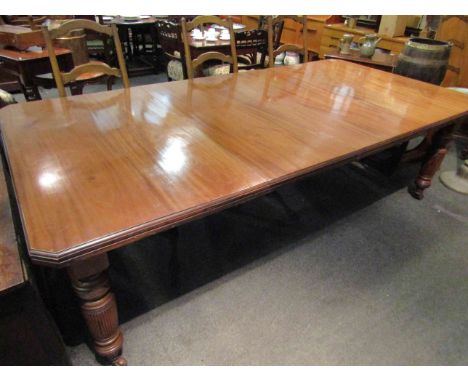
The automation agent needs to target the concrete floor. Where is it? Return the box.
[17,75,468,365]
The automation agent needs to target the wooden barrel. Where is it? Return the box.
[55,29,89,66]
[394,37,451,85]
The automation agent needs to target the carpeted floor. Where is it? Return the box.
[17,75,468,365]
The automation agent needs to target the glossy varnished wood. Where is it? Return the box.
[0,164,23,293]
[0,60,467,267]
[42,20,129,98]
[0,24,45,50]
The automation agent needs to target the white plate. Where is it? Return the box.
[205,37,218,42]
[219,36,230,41]
[193,36,206,41]
[140,15,151,19]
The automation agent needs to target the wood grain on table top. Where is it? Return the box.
[0,60,467,266]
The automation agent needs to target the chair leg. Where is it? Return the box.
[69,83,84,96]
[107,76,114,91]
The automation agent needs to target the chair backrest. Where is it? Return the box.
[267,16,308,68]
[234,29,268,69]
[42,19,129,97]
[155,20,185,61]
[258,16,283,50]
[181,15,238,79]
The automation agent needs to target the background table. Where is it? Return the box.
[0,60,467,364]
[110,16,160,76]
[0,47,73,101]
[324,48,398,72]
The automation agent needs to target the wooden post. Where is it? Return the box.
[409,123,457,200]
[67,253,127,366]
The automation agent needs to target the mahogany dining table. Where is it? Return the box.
[0,60,467,365]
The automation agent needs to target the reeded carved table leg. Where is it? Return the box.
[67,253,127,366]
[409,124,456,200]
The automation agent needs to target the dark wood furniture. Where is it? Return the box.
[110,16,159,76]
[42,19,129,97]
[324,48,398,72]
[184,22,248,60]
[155,19,187,80]
[267,16,308,67]
[0,24,45,50]
[0,146,69,365]
[234,29,268,70]
[181,16,238,79]
[0,47,73,101]
[0,60,466,365]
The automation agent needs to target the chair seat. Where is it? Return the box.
[0,89,16,108]
[203,63,230,77]
[167,59,185,81]
[35,71,107,83]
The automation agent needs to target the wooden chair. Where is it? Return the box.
[267,16,308,67]
[181,16,238,79]
[41,19,129,98]
[155,20,187,81]
[259,16,284,49]
[235,29,269,70]
[0,90,17,109]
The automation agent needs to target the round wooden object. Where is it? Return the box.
[394,37,451,85]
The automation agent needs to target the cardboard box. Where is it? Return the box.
[378,16,409,37]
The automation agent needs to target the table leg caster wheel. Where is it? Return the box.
[112,356,128,366]
[408,184,424,200]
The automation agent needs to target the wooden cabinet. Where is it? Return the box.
[437,16,468,88]
[240,16,340,54]
[319,23,408,58]
[241,16,260,30]
[281,16,341,54]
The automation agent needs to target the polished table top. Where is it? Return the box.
[0,46,70,61]
[1,60,467,266]
[0,24,45,50]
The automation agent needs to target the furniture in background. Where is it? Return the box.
[181,16,238,79]
[0,47,73,101]
[440,87,468,194]
[0,24,45,49]
[319,22,408,58]
[234,29,268,70]
[437,16,468,88]
[155,19,187,81]
[2,16,48,30]
[324,47,398,72]
[110,16,159,76]
[242,16,341,57]
[267,16,308,67]
[42,19,129,97]
[1,60,466,364]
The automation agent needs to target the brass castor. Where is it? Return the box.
[112,356,128,366]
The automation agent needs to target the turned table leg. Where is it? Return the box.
[409,124,456,200]
[67,253,127,366]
